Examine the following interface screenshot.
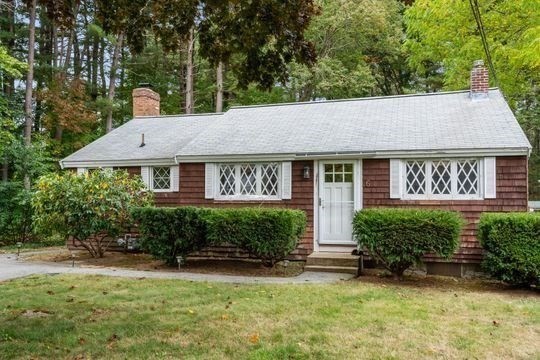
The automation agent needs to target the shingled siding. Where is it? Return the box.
[120,162,314,260]
[362,156,528,264]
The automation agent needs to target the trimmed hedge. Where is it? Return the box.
[205,208,307,266]
[132,207,210,266]
[132,207,307,267]
[353,208,463,280]
[478,213,540,287]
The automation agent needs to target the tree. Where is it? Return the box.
[33,169,153,258]
[287,0,407,101]
[404,0,539,96]
[0,45,26,181]
[23,0,37,189]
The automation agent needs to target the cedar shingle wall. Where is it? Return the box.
[362,156,528,263]
[120,162,314,260]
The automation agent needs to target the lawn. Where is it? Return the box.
[0,275,538,359]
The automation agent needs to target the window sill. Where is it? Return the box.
[214,196,283,202]
[400,195,484,201]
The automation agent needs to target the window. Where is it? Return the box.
[218,163,280,199]
[152,166,171,191]
[324,163,353,183]
[402,159,481,199]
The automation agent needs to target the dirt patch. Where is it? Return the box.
[178,259,304,277]
[20,309,52,318]
[357,268,539,297]
[22,249,305,277]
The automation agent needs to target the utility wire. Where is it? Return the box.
[468,0,499,86]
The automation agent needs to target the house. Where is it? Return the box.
[61,60,531,276]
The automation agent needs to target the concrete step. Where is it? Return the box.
[306,252,360,267]
[304,265,358,275]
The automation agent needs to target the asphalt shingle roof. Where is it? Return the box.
[61,113,221,165]
[61,89,531,166]
[179,89,530,158]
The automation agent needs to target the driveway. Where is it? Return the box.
[0,252,354,284]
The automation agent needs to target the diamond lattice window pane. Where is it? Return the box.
[431,160,451,195]
[219,165,236,196]
[240,164,257,195]
[457,160,478,195]
[406,161,426,195]
[152,167,171,190]
[261,163,279,196]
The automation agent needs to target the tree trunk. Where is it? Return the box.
[216,61,224,112]
[185,28,195,114]
[91,35,99,99]
[105,32,124,133]
[99,38,106,96]
[63,28,74,72]
[52,21,58,69]
[23,0,37,190]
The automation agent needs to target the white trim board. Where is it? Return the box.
[61,158,177,169]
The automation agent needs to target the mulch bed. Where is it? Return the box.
[22,250,305,277]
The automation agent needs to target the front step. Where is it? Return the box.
[305,252,360,275]
[304,265,358,275]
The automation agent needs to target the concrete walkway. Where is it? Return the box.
[0,252,354,284]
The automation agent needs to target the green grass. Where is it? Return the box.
[0,275,538,359]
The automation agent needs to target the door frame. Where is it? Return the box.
[315,159,362,247]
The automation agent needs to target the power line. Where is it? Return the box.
[468,0,499,86]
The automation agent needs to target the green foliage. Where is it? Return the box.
[32,170,153,258]
[131,207,211,266]
[0,45,26,78]
[0,182,33,245]
[132,207,306,266]
[288,0,407,100]
[8,138,55,183]
[353,208,463,279]
[205,208,307,266]
[478,213,540,287]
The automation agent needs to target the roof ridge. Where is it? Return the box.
[134,112,224,119]
[229,88,500,110]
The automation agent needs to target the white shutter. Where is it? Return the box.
[141,166,151,189]
[205,163,215,199]
[76,167,87,175]
[389,159,402,199]
[484,157,496,199]
[171,165,180,192]
[281,161,292,199]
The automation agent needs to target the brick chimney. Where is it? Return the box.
[470,59,489,100]
[133,85,160,117]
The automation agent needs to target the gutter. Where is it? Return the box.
[61,147,531,168]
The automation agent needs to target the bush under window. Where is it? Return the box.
[478,213,540,287]
[133,207,307,266]
[205,208,307,266]
[132,207,211,266]
[353,208,463,280]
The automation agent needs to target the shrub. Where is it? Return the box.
[205,208,307,266]
[353,208,463,280]
[0,182,33,246]
[478,213,540,287]
[32,170,152,258]
[131,207,211,266]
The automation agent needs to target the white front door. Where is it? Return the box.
[319,162,358,245]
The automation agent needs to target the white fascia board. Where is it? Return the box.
[60,158,177,168]
[175,154,296,163]
[293,147,530,160]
